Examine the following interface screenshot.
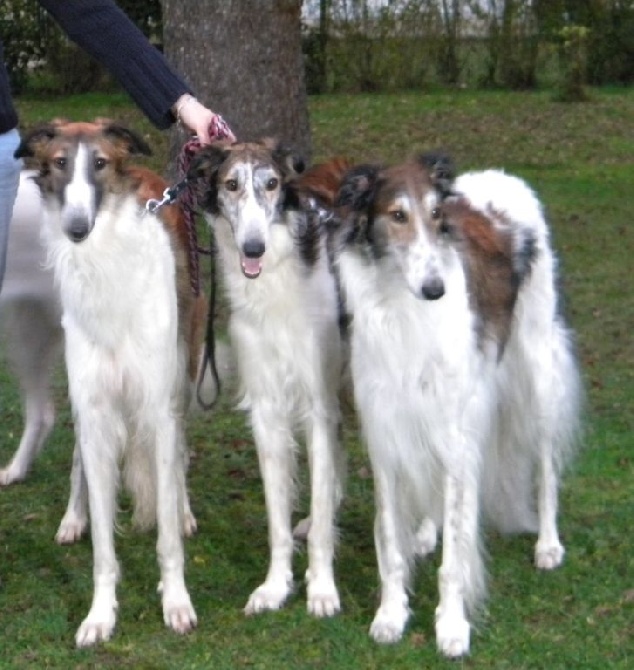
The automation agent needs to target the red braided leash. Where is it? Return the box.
[174,114,234,409]
[176,114,234,296]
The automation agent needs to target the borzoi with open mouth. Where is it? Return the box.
[305,153,581,657]
[15,119,207,646]
[186,139,345,617]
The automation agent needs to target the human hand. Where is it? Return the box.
[173,94,236,145]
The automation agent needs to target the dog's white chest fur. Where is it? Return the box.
[212,214,341,417]
[44,195,177,353]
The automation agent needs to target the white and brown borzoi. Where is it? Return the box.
[186,140,345,617]
[15,120,207,646]
[303,154,581,657]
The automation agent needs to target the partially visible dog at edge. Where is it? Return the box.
[14,119,207,647]
[0,169,63,488]
[298,152,582,658]
[186,139,346,618]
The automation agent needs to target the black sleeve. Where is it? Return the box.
[38,0,193,129]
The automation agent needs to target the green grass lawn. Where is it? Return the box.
[1,88,632,668]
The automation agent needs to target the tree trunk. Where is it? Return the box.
[161,0,311,174]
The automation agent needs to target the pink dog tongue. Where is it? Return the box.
[241,256,262,278]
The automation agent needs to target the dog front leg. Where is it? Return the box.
[244,406,295,614]
[304,411,341,617]
[74,416,120,648]
[370,468,411,644]
[435,468,473,658]
[154,417,197,634]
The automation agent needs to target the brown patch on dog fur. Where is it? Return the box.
[129,167,207,382]
[293,157,353,208]
[445,197,517,353]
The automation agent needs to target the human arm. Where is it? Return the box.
[38,0,234,142]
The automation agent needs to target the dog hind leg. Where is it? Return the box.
[0,301,61,485]
[55,439,89,544]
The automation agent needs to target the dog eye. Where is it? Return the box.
[266,177,279,191]
[431,206,441,219]
[53,157,67,170]
[390,210,407,224]
[94,157,107,171]
[225,179,238,192]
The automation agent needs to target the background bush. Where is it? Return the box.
[4,0,634,95]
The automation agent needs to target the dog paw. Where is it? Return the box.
[307,581,340,618]
[535,541,565,570]
[292,516,311,541]
[0,464,26,486]
[244,579,292,615]
[369,603,410,644]
[183,511,198,538]
[55,515,88,545]
[435,610,470,658]
[75,607,117,648]
[414,518,438,557]
[163,595,197,634]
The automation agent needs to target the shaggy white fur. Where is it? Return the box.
[336,163,580,657]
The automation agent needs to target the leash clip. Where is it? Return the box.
[145,178,189,214]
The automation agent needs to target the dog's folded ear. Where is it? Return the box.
[418,151,455,197]
[103,124,152,157]
[186,145,231,182]
[271,143,305,180]
[186,145,231,214]
[14,124,58,159]
[336,164,381,212]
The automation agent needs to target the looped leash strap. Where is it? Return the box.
[176,114,233,295]
[176,114,234,409]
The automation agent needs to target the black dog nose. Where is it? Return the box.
[421,278,445,300]
[243,239,265,258]
[68,217,90,243]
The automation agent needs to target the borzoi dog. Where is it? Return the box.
[15,120,207,646]
[303,153,581,657]
[186,140,345,617]
[0,170,63,487]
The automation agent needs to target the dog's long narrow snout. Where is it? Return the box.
[61,144,99,243]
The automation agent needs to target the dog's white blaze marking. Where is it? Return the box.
[225,164,266,252]
[63,143,96,227]
[394,191,442,296]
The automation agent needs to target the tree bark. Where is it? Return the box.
[161,0,311,174]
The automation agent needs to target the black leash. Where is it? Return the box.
[195,231,222,410]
